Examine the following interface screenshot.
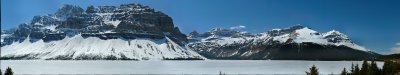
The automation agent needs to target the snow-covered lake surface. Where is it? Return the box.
[0,60,383,74]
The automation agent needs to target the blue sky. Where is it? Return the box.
[1,0,400,54]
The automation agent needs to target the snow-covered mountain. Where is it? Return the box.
[188,25,379,60]
[0,3,379,60]
[1,4,204,60]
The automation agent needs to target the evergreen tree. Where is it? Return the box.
[360,60,369,74]
[341,68,348,75]
[219,70,225,75]
[4,67,13,75]
[382,60,399,75]
[382,60,392,75]
[368,60,380,75]
[349,63,355,74]
[353,64,360,75]
[349,64,360,75]
[306,65,319,75]
[86,5,96,13]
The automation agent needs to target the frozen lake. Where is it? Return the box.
[0,60,383,74]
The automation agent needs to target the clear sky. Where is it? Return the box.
[1,0,400,54]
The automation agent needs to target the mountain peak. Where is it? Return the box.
[267,25,309,36]
[325,30,342,36]
[288,25,306,30]
[58,4,84,13]
[54,4,84,20]
[60,4,79,9]
[210,28,223,32]
[324,29,348,38]
[207,27,242,37]
[121,3,147,8]
[294,27,318,34]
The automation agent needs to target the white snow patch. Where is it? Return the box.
[34,23,43,25]
[44,25,57,31]
[104,20,121,27]
[96,13,113,16]
[213,37,248,45]
[272,34,290,43]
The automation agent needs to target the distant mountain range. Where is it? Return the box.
[0,3,380,60]
[187,26,380,60]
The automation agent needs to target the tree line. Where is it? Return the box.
[306,60,400,75]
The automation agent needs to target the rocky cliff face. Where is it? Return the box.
[2,4,187,46]
[188,26,380,60]
[1,4,203,60]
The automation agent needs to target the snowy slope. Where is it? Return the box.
[1,34,204,60]
[270,27,368,51]
[188,26,376,60]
